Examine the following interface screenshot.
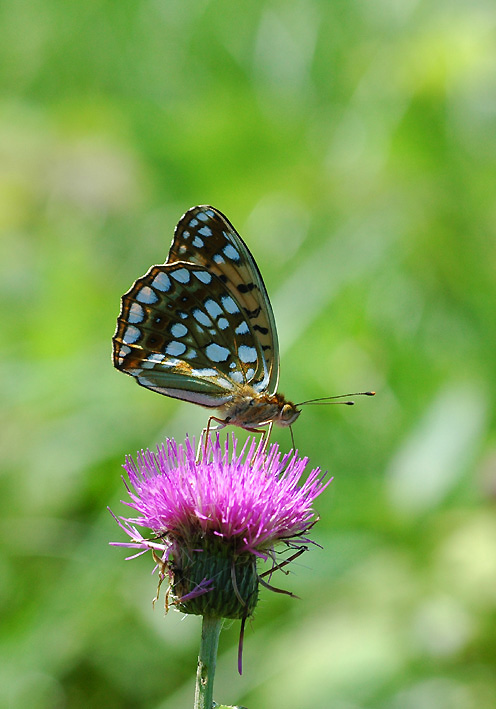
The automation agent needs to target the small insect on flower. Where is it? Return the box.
[112,205,374,449]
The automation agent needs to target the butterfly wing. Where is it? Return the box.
[113,259,271,407]
[166,206,280,394]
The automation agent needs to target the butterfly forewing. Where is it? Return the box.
[167,206,280,393]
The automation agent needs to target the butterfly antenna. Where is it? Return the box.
[296,391,375,406]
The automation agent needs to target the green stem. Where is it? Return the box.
[194,615,222,709]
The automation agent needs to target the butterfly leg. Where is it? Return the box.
[240,421,273,455]
[196,420,274,463]
[197,416,228,462]
[261,421,273,454]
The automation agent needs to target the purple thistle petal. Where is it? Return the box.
[113,434,330,554]
[178,578,214,601]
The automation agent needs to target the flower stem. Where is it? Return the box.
[194,615,222,709]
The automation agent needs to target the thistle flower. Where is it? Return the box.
[111,434,330,689]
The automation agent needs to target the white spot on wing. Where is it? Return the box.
[218,317,229,330]
[136,286,158,304]
[235,321,249,335]
[183,349,197,360]
[205,343,230,362]
[191,367,218,377]
[223,244,240,261]
[205,299,223,319]
[171,268,191,284]
[253,378,269,393]
[147,353,166,363]
[222,296,239,314]
[166,341,187,356]
[239,345,258,363]
[161,358,181,367]
[229,371,244,384]
[171,323,188,338]
[199,225,213,237]
[193,309,211,326]
[192,236,204,248]
[137,375,156,388]
[197,212,209,222]
[128,303,145,323]
[213,253,225,264]
[122,325,140,344]
[152,272,171,292]
[189,218,199,227]
[194,270,212,284]
[118,344,131,364]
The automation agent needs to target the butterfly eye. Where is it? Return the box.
[279,403,300,426]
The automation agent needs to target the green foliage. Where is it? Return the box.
[2,1,496,707]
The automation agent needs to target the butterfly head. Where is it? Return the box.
[274,396,301,428]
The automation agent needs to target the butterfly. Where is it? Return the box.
[113,206,374,446]
[113,205,301,444]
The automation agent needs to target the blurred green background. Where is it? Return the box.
[2,0,496,707]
